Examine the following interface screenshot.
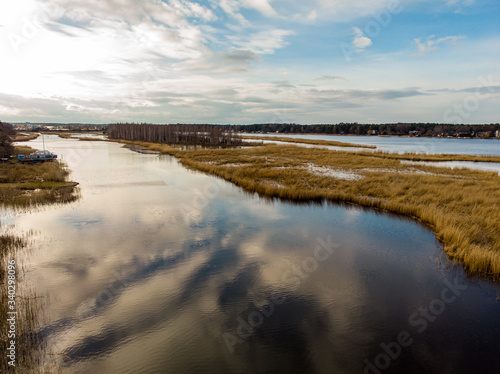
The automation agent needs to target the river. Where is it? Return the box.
[3,136,500,373]
[244,133,500,156]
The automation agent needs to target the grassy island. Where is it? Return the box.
[0,146,79,207]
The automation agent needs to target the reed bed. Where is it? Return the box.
[359,150,500,163]
[242,135,377,149]
[112,139,500,278]
[12,133,39,142]
[0,147,79,207]
[0,230,47,373]
[244,136,500,163]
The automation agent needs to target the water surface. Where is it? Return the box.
[3,136,500,374]
[244,133,500,156]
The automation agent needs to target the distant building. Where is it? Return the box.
[496,130,500,138]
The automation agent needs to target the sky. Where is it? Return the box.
[0,0,499,124]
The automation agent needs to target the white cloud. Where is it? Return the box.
[313,0,404,22]
[0,0,497,124]
[228,29,294,54]
[242,0,279,18]
[413,35,465,56]
[307,10,317,22]
[352,27,373,49]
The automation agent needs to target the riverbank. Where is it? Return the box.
[0,145,79,372]
[109,139,500,278]
[12,133,40,142]
[243,135,500,162]
[0,146,79,207]
[242,135,377,149]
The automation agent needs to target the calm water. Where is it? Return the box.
[244,133,500,156]
[4,136,500,373]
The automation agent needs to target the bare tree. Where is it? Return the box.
[0,121,14,158]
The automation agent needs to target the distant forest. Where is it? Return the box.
[227,123,500,138]
[8,121,500,139]
[107,123,243,146]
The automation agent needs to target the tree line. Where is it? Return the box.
[107,123,243,146]
[227,123,500,138]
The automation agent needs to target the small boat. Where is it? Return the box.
[18,150,57,163]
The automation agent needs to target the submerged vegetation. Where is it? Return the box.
[110,138,500,278]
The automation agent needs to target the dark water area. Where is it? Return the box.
[3,136,500,373]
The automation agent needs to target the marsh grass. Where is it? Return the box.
[359,150,500,163]
[242,135,377,149]
[12,133,39,142]
[0,230,48,373]
[244,136,500,163]
[42,132,74,139]
[0,147,79,207]
[113,139,500,278]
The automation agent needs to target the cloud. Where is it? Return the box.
[315,76,346,82]
[444,0,475,7]
[271,80,295,89]
[220,49,261,63]
[307,10,317,22]
[352,27,373,49]
[413,35,465,56]
[306,88,428,101]
[242,0,279,18]
[228,29,294,54]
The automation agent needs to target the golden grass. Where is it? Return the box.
[360,150,500,163]
[0,146,79,206]
[244,136,500,163]
[12,133,39,142]
[42,131,74,139]
[111,139,500,278]
[242,135,377,149]
[1,230,50,373]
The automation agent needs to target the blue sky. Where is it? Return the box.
[0,0,498,124]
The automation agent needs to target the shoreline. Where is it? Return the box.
[0,146,79,207]
[0,145,79,373]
